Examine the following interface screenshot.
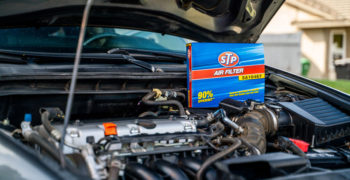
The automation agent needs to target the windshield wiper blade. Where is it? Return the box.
[107,48,163,72]
[107,47,186,59]
[0,52,28,64]
[0,48,176,68]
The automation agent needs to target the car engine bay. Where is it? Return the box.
[0,0,349,179]
[0,68,348,180]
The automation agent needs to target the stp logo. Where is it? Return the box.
[218,51,239,67]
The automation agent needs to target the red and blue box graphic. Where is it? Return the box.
[187,43,265,108]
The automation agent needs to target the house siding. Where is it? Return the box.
[301,29,328,79]
[346,28,350,58]
[262,0,350,79]
[263,3,322,34]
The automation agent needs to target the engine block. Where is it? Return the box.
[55,117,197,153]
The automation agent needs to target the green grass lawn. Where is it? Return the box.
[313,79,350,94]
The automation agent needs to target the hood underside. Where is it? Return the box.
[0,0,284,43]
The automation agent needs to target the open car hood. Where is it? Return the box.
[0,0,284,43]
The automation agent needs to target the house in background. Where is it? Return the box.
[260,0,350,80]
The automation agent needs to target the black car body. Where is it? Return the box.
[0,0,349,179]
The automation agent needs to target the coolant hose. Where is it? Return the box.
[240,138,260,155]
[175,92,186,101]
[34,125,50,140]
[125,163,163,180]
[34,125,58,146]
[26,132,61,162]
[108,166,119,180]
[152,160,189,180]
[208,122,225,139]
[196,138,242,180]
[196,119,210,127]
[40,108,63,141]
[142,91,186,116]
[24,132,77,171]
[161,90,186,101]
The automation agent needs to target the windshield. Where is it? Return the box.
[0,27,193,54]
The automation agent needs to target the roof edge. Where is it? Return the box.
[293,20,350,29]
[286,0,340,20]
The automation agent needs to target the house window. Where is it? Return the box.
[330,30,346,63]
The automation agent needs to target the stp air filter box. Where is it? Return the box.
[187,43,265,108]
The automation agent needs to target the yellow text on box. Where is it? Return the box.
[239,73,265,81]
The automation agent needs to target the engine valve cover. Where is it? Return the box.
[55,117,197,148]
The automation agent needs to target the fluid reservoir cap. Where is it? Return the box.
[103,122,117,136]
[24,113,32,122]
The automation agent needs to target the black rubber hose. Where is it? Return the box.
[25,132,76,170]
[142,91,186,116]
[39,108,62,141]
[35,125,50,139]
[26,132,61,161]
[142,91,157,102]
[199,122,225,141]
[172,91,186,101]
[196,119,210,127]
[196,138,242,180]
[152,160,189,180]
[240,138,260,155]
[34,125,59,146]
[160,90,186,101]
[278,136,306,158]
[176,92,186,100]
[41,111,55,134]
[125,163,163,180]
[108,166,119,180]
[209,122,225,139]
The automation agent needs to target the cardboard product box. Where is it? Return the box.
[187,43,265,108]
